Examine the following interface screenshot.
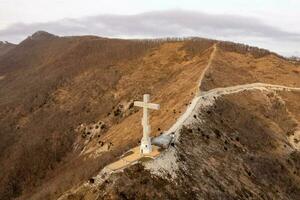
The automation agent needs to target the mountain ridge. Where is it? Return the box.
[0,33,299,200]
[0,41,15,57]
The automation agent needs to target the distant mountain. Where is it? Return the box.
[0,41,15,57]
[0,31,299,200]
[26,30,58,41]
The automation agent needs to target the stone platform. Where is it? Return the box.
[106,145,161,171]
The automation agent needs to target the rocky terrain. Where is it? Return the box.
[0,31,299,199]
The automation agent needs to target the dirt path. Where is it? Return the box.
[197,43,218,95]
[165,82,300,135]
[202,82,300,95]
[164,40,299,136]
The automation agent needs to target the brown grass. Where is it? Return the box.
[0,34,299,199]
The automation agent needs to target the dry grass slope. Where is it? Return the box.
[0,32,299,199]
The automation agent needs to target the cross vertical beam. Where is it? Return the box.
[134,94,160,154]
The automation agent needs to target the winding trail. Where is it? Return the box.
[165,43,300,135]
[165,83,300,135]
[203,82,300,94]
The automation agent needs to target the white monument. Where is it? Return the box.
[134,94,160,154]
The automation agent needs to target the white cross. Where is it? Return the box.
[134,94,160,154]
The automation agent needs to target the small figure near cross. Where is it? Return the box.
[134,94,160,154]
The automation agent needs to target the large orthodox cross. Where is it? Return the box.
[134,94,160,154]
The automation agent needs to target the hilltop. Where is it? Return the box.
[0,31,299,200]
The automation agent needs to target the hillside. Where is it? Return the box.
[0,41,15,58]
[78,88,300,200]
[0,32,299,200]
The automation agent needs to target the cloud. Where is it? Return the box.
[0,10,299,55]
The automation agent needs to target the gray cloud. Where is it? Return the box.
[1,10,300,56]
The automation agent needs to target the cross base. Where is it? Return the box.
[140,136,152,154]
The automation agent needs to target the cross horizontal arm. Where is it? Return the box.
[134,101,144,108]
[134,101,160,110]
[146,103,160,110]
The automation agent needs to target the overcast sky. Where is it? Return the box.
[0,0,299,56]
